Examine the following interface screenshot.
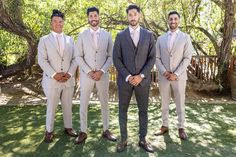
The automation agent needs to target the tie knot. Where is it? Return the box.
[56,34,62,38]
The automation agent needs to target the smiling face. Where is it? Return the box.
[51,16,64,33]
[88,11,100,28]
[168,13,180,31]
[127,8,140,27]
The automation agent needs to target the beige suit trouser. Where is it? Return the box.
[79,72,109,133]
[158,78,186,129]
[44,86,74,132]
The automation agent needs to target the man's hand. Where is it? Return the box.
[61,73,71,82]
[53,72,65,82]
[167,73,178,81]
[163,71,171,79]
[53,72,71,82]
[128,75,143,86]
[88,71,95,79]
[93,70,103,81]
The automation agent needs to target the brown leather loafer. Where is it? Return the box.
[117,140,128,152]
[65,128,77,137]
[44,131,53,143]
[75,132,87,144]
[179,128,188,140]
[102,130,117,142]
[154,126,169,136]
[139,139,154,153]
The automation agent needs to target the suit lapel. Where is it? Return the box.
[136,28,144,51]
[97,29,103,50]
[62,34,67,58]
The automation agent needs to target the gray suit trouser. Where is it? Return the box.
[118,83,150,141]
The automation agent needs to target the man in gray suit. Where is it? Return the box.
[155,11,194,140]
[75,7,116,144]
[38,9,77,143]
[113,4,156,153]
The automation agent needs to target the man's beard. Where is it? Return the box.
[89,20,99,27]
[169,23,178,30]
[129,20,138,27]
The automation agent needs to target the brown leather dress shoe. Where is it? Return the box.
[102,130,117,142]
[65,128,77,137]
[179,128,188,140]
[117,140,128,152]
[139,139,154,153]
[75,132,87,144]
[154,126,169,136]
[44,131,53,143]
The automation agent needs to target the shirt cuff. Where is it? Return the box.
[100,69,105,73]
[51,72,56,78]
[68,72,72,77]
[174,72,179,77]
[86,70,92,74]
[125,74,131,82]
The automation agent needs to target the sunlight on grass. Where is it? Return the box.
[0,103,236,156]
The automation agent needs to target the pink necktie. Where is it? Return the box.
[132,30,138,47]
[56,34,63,56]
[92,32,98,49]
[168,32,174,51]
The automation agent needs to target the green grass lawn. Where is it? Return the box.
[0,102,236,157]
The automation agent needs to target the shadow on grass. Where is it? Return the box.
[0,102,236,156]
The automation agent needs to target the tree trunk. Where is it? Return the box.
[217,0,235,91]
[0,0,38,80]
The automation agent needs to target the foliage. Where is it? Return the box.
[0,0,235,89]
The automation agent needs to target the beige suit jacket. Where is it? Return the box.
[38,33,77,88]
[156,31,194,80]
[75,28,113,74]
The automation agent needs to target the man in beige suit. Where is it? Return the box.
[75,7,116,144]
[38,9,77,143]
[155,11,194,140]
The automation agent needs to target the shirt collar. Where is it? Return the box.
[168,29,180,35]
[90,27,100,34]
[129,25,140,33]
[51,31,64,37]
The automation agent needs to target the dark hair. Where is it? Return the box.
[51,9,64,20]
[87,7,99,16]
[126,4,140,14]
[168,11,180,18]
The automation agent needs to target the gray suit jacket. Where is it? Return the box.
[38,33,77,88]
[156,31,194,80]
[75,28,113,74]
[113,27,156,86]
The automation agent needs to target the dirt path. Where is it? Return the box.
[1,81,235,106]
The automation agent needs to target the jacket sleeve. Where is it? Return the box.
[101,33,113,72]
[155,37,167,75]
[174,35,193,76]
[38,37,56,77]
[113,33,130,79]
[75,33,92,73]
[67,37,78,76]
[140,33,156,77]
